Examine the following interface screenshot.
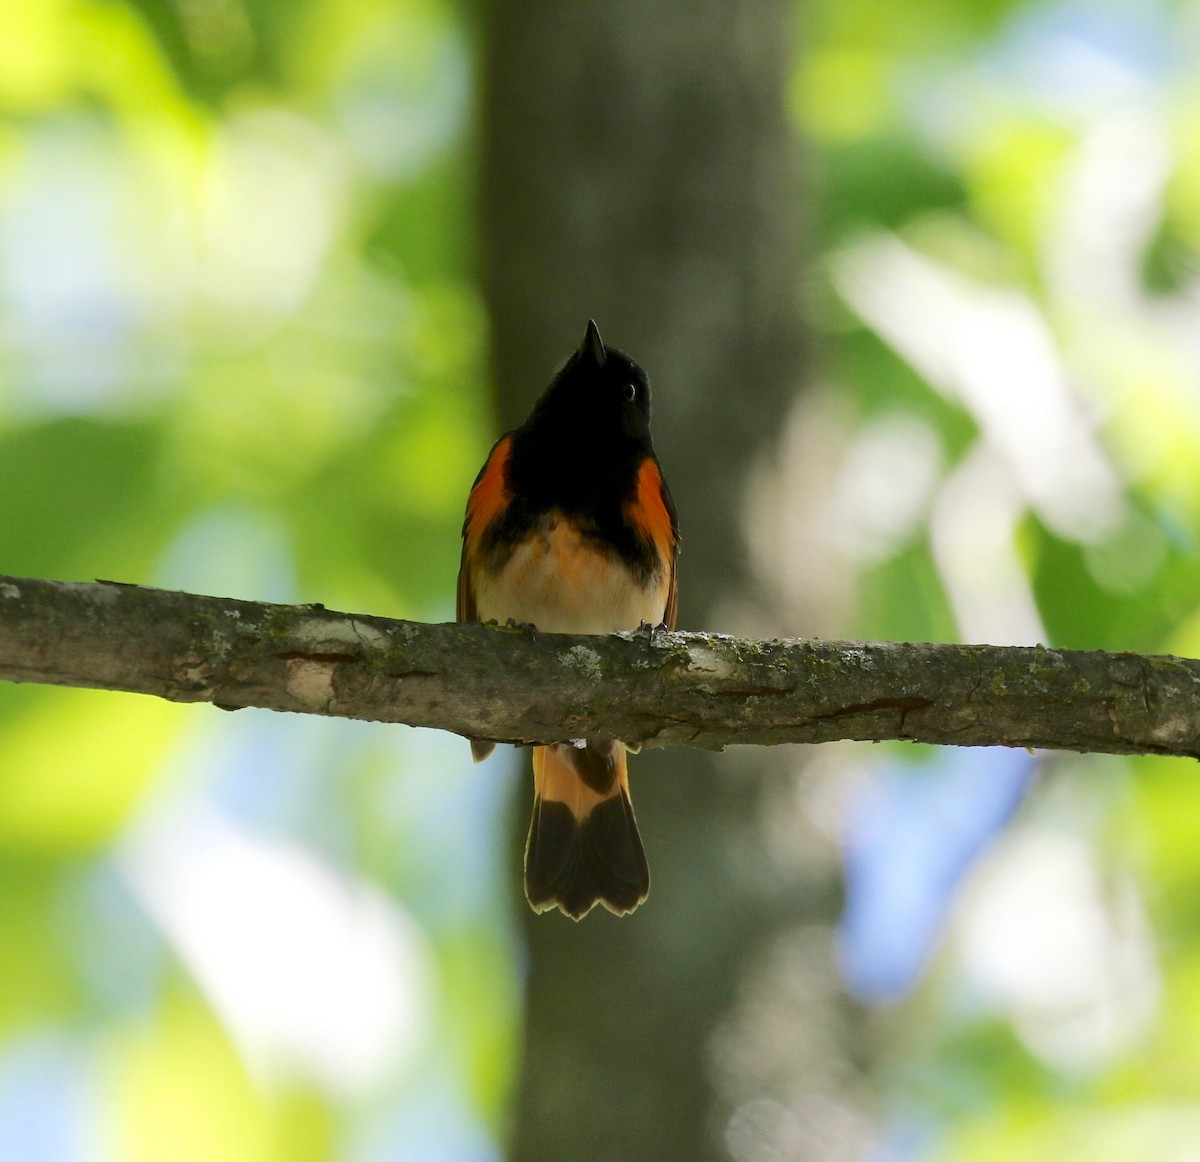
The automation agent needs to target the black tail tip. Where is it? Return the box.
[525,795,649,920]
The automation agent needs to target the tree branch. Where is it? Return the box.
[0,573,1196,758]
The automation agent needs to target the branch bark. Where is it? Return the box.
[0,573,1196,759]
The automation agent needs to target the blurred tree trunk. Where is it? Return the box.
[480,4,868,1159]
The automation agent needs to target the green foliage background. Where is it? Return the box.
[1,0,1199,1158]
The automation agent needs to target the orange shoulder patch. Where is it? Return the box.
[624,458,675,562]
[458,434,514,623]
[624,457,678,629]
[464,434,513,546]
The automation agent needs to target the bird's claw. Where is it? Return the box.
[636,619,668,642]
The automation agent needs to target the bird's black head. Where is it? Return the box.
[505,321,662,521]
[524,320,653,448]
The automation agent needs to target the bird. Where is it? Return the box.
[457,320,679,919]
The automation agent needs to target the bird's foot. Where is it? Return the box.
[636,619,668,651]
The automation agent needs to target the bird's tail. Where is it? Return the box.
[524,741,649,919]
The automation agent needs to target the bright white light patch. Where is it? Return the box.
[832,411,943,563]
[833,234,1124,543]
[954,828,1159,1071]
[197,111,343,321]
[120,807,433,1097]
[1049,108,1171,310]
[930,443,1046,645]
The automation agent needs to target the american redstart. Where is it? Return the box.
[457,321,679,919]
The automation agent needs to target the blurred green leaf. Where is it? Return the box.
[0,862,77,1036]
[0,687,180,853]
[108,986,290,1162]
[0,418,173,581]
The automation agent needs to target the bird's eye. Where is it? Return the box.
[624,383,637,403]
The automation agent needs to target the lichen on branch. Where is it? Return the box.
[0,574,1198,759]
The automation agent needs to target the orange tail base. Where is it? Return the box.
[524,743,649,920]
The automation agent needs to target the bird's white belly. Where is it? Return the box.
[475,519,667,635]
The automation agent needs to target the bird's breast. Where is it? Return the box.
[473,514,669,635]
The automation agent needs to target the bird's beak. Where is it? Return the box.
[579,319,607,366]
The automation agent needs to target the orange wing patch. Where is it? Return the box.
[464,435,513,546]
[624,457,678,629]
[458,434,514,622]
[624,459,674,559]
